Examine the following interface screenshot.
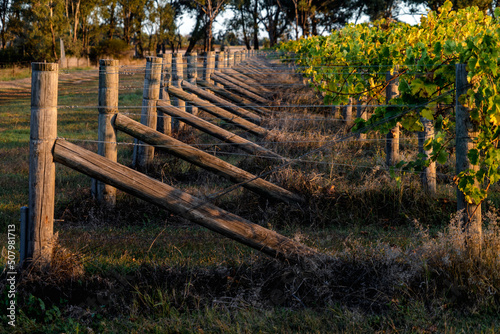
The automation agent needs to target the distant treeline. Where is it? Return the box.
[0,0,495,63]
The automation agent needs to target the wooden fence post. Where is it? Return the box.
[135,56,162,169]
[186,52,199,116]
[385,67,399,166]
[216,51,225,71]
[92,59,119,205]
[356,97,367,140]
[158,53,172,135]
[455,63,482,253]
[203,51,215,85]
[226,50,233,68]
[171,53,184,130]
[27,62,59,265]
[234,51,241,66]
[19,206,29,264]
[343,97,353,127]
[418,117,436,194]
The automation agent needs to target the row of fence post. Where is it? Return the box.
[21,49,256,265]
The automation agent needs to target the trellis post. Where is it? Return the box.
[186,52,199,116]
[92,59,119,205]
[216,51,225,71]
[343,97,353,127]
[26,63,59,265]
[356,97,367,140]
[158,53,172,135]
[203,51,215,85]
[418,117,436,194]
[215,51,225,88]
[455,63,482,254]
[385,67,399,166]
[171,53,184,130]
[227,50,233,68]
[234,51,241,66]
[135,56,162,169]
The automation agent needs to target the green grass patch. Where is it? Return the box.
[0,67,31,81]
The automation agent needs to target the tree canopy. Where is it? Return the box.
[0,0,497,62]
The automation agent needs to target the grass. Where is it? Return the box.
[1,62,499,333]
[0,66,31,81]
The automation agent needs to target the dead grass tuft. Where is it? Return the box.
[412,209,500,309]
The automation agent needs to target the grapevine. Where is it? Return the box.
[278,1,500,207]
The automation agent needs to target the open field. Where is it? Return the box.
[0,59,499,333]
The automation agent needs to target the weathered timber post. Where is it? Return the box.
[186,52,199,117]
[135,56,162,169]
[203,51,215,85]
[214,71,266,97]
[234,51,241,66]
[356,97,367,140]
[241,49,247,62]
[215,51,225,88]
[226,50,233,68]
[171,53,184,130]
[216,51,225,70]
[92,59,119,205]
[196,80,269,116]
[208,51,216,79]
[386,67,399,166]
[158,53,172,134]
[53,140,317,263]
[114,114,301,204]
[157,101,283,160]
[418,117,436,194]
[181,81,261,124]
[166,86,268,136]
[343,97,353,127]
[19,206,29,264]
[211,74,269,104]
[456,64,482,254]
[26,62,59,265]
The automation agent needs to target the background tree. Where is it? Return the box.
[225,0,257,49]
[259,0,290,47]
[149,0,176,53]
[184,4,207,53]
[0,0,9,49]
[351,0,402,21]
[192,0,228,51]
[283,0,353,37]
[16,0,68,61]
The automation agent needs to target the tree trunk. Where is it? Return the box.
[72,0,81,44]
[240,8,250,49]
[207,18,213,52]
[252,0,259,50]
[186,9,205,54]
[293,0,299,39]
[49,6,57,60]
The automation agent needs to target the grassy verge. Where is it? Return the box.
[0,67,31,81]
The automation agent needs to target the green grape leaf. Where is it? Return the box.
[468,148,479,165]
[437,150,448,164]
[421,108,434,120]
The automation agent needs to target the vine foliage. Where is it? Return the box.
[279,1,500,207]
